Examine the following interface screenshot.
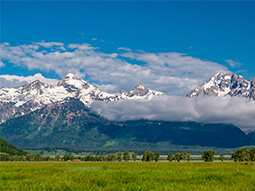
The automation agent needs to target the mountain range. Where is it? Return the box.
[0,72,254,149]
[0,73,162,123]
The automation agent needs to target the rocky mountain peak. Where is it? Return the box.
[187,72,254,100]
[57,73,89,91]
[21,79,48,92]
[118,88,127,94]
[128,82,149,97]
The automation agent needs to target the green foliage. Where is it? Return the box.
[174,153,181,162]
[231,148,250,162]
[202,150,216,162]
[0,138,27,156]
[219,154,225,162]
[55,155,61,161]
[117,152,122,162]
[107,153,116,161]
[167,153,174,162]
[34,153,42,161]
[187,153,191,162]
[132,153,137,162]
[142,151,154,162]
[180,152,188,161]
[249,148,255,161]
[123,151,130,162]
[25,153,34,161]
[154,152,160,162]
[63,155,74,161]
[0,153,9,161]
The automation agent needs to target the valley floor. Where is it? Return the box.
[0,162,254,191]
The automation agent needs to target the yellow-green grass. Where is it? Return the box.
[1,162,254,191]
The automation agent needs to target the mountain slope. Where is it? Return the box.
[187,73,255,100]
[0,98,251,149]
[0,73,163,123]
[0,138,28,156]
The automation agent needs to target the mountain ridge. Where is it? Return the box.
[0,73,163,123]
[0,98,252,149]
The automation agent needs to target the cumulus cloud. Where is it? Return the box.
[0,41,230,95]
[0,73,59,88]
[91,96,255,130]
[225,59,243,68]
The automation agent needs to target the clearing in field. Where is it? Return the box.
[0,162,255,191]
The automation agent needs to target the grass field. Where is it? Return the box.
[1,162,255,191]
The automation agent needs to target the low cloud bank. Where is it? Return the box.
[91,96,255,130]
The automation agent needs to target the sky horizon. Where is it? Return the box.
[1,1,255,95]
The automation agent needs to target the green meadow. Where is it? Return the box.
[1,162,254,191]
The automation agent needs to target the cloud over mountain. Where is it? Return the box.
[0,73,59,88]
[0,41,230,95]
[91,96,255,130]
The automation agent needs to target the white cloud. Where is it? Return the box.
[0,61,5,67]
[97,84,118,92]
[0,41,230,95]
[35,41,64,48]
[117,47,132,51]
[92,38,97,41]
[225,59,243,68]
[91,96,255,130]
[0,73,59,88]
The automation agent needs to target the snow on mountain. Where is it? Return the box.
[0,73,163,123]
[187,72,255,101]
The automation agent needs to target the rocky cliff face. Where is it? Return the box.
[0,73,163,123]
[187,73,255,101]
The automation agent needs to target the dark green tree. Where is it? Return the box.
[0,153,9,161]
[187,153,191,162]
[63,155,70,161]
[34,153,43,161]
[180,152,188,161]
[55,155,61,161]
[232,148,250,162]
[202,150,216,162]
[25,153,34,161]
[132,153,137,162]
[154,152,160,162]
[117,152,122,162]
[167,153,174,162]
[249,148,255,161]
[107,153,116,161]
[45,156,51,161]
[174,153,181,162]
[123,151,130,162]
[219,154,225,162]
[142,151,154,162]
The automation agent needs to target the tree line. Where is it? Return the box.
[0,148,254,162]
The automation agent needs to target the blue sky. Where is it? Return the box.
[0,1,255,95]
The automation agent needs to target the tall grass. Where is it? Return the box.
[1,162,254,190]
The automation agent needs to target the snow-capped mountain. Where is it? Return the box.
[187,72,255,101]
[0,73,163,123]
